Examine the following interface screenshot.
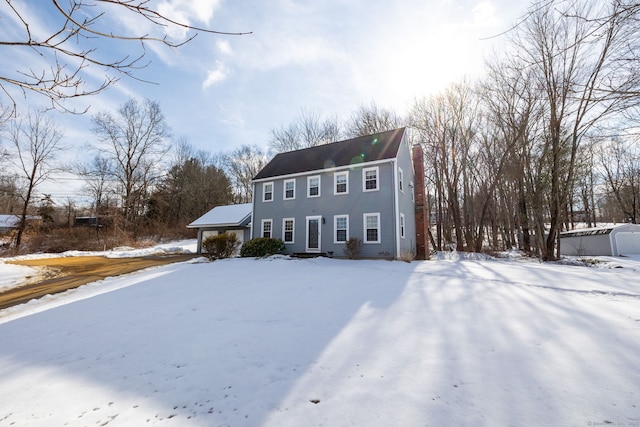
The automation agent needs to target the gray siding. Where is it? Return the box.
[253,162,396,258]
[395,137,417,257]
[251,134,417,259]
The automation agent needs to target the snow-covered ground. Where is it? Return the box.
[0,243,639,426]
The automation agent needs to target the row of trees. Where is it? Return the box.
[0,99,262,249]
[410,0,640,260]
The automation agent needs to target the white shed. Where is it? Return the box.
[559,224,640,257]
[187,203,252,254]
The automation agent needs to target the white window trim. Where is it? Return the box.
[410,181,415,202]
[334,214,349,244]
[398,168,404,193]
[400,213,406,238]
[307,175,321,198]
[363,212,381,244]
[262,182,274,202]
[261,219,273,238]
[282,217,295,244]
[363,166,379,192]
[334,171,349,195]
[283,179,296,200]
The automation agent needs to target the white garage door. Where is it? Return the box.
[615,232,640,255]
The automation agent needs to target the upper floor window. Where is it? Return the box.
[283,218,295,243]
[364,213,380,243]
[334,214,349,243]
[334,171,349,195]
[410,181,415,202]
[363,167,379,192]
[398,168,404,193]
[308,175,321,198]
[263,182,274,202]
[284,179,295,200]
[261,219,273,238]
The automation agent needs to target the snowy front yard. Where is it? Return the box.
[0,249,639,426]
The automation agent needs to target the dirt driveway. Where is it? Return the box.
[1,254,199,310]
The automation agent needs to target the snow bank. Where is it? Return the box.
[0,263,41,293]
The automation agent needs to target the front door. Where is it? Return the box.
[306,216,321,253]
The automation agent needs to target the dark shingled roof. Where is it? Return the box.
[254,127,406,180]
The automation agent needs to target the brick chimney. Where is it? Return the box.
[412,144,428,260]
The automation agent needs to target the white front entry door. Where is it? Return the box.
[306,216,322,253]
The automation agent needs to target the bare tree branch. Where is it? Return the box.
[0,0,251,117]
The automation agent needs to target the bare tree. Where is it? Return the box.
[411,81,481,252]
[509,0,640,259]
[6,110,65,248]
[269,109,341,154]
[345,102,404,137]
[0,1,251,115]
[482,54,544,254]
[224,145,269,203]
[598,136,640,223]
[77,155,115,217]
[91,98,170,233]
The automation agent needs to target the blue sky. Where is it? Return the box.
[1,0,528,202]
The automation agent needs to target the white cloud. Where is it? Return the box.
[202,61,229,89]
[156,0,223,40]
[158,0,222,24]
[216,39,233,55]
[472,1,500,28]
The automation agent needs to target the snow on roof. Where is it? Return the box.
[0,215,20,228]
[187,203,252,228]
[560,223,640,237]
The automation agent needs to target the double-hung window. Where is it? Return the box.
[363,213,380,243]
[398,168,404,193]
[284,179,295,200]
[400,213,406,238]
[263,182,274,202]
[308,175,320,197]
[363,167,379,192]
[334,215,349,243]
[334,171,348,195]
[283,218,295,243]
[261,219,273,238]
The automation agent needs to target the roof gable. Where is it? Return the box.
[254,128,406,180]
[187,203,252,228]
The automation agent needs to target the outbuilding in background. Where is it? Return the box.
[559,224,640,257]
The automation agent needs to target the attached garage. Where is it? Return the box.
[187,203,252,254]
[559,224,640,257]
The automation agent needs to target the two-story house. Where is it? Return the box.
[251,127,425,259]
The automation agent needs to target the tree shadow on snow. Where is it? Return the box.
[0,257,414,426]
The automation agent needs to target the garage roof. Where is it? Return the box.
[187,203,252,228]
